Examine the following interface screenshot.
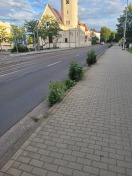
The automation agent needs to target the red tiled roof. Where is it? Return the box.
[53,8,63,22]
[47,4,89,31]
[48,4,63,23]
[78,20,89,31]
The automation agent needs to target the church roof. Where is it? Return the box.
[48,4,63,23]
[78,20,89,31]
[53,8,63,23]
[46,4,89,32]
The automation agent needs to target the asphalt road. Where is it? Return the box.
[0,44,108,136]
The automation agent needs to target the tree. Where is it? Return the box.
[91,36,99,45]
[11,25,26,45]
[39,15,61,48]
[24,20,38,44]
[100,26,111,42]
[0,26,10,50]
[117,4,132,38]
[27,36,34,44]
[109,31,116,42]
[91,28,96,32]
[116,4,132,46]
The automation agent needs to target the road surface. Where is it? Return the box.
[0,44,108,136]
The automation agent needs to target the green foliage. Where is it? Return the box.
[24,20,37,43]
[117,4,132,39]
[24,20,37,34]
[11,25,26,41]
[0,26,10,50]
[86,50,97,66]
[91,36,99,45]
[68,61,84,82]
[116,4,132,46]
[39,15,61,47]
[27,36,34,44]
[126,37,132,48]
[128,49,132,53]
[11,44,29,53]
[31,116,39,122]
[64,78,75,90]
[100,26,111,42]
[48,81,66,106]
[100,26,116,43]
[108,43,113,48]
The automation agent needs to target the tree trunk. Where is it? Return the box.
[49,37,50,48]
[0,42,2,51]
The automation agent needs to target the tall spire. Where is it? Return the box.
[61,0,78,28]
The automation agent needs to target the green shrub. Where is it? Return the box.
[64,78,75,90]
[108,43,113,48]
[68,61,84,82]
[11,44,29,53]
[48,81,66,106]
[86,49,97,66]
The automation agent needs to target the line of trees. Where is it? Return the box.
[0,15,61,51]
[100,26,116,43]
[116,4,132,47]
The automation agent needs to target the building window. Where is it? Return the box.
[66,21,70,25]
[66,0,69,4]
[65,38,68,43]
[47,21,50,26]
[67,10,69,14]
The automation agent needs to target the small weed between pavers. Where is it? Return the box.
[108,43,113,48]
[31,116,40,122]
[128,49,132,53]
[43,113,49,119]
[47,62,84,107]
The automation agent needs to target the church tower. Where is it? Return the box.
[61,0,78,29]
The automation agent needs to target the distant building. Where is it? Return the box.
[90,30,101,43]
[0,21,12,50]
[39,0,91,48]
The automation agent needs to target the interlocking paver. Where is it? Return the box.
[18,163,33,172]
[1,46,132,175]
[32,167,47,176]
[57,166,73,176]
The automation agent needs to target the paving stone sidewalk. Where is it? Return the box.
[0,45,132,176]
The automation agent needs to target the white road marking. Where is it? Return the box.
[47,61,62,67]
[0,61,62,78]
[76,55,80,57]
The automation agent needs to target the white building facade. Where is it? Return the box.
[39,0,91,48]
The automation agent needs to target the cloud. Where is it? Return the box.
[0,0,41,25]
[0,0,132,30]
[78,0,129,30]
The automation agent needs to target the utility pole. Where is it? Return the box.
[15,32,18,54]
[123,0,128,50]
[34,29,36,51]
[36,20,40,51]
[75,27,76,48]
[69,29,70,48]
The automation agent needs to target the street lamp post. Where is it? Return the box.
[14,32,18,54]
[123,0,128,50]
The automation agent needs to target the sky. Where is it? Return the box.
[0,0,132,31]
